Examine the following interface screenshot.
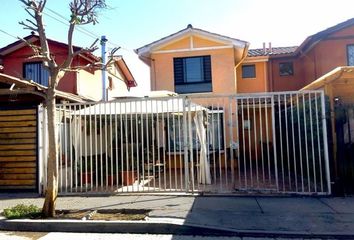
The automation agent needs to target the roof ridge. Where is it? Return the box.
[249,45,298,50]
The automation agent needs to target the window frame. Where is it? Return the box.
[347,44,354,66]
[242,64,256,79]
[279,62,294,76]
[167,111,224,153]
[23,61,49,86]
[173,55,212,93]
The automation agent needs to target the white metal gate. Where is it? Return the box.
[54,90,330,195]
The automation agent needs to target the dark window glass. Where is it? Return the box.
[23,62,49,86]
[242,65,256,78]
[347,45,354,66]
[279,62,294,76]
[173,56,212,93]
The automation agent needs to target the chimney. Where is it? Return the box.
[263,42,266,54]
[268,42,272,53]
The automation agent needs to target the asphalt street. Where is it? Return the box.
[0,231,334,240]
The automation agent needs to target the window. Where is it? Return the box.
[347,45,354,66]
[168,111,224,152]
[279,62,294,76]
[242,65,256,78]
[23,62,49,86]
[173,55,212,93]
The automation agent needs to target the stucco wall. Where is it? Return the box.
[151,48,237,95]
[236,61,268,93]
[107,65,130,99]
[77,68,102,101]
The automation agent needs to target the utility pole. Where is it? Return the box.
[101,35,108,101]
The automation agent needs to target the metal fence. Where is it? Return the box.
[54,90,331,195]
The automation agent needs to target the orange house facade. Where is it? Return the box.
[136,24,249,95]
[137,18,354,96]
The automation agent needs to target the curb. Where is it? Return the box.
[1,218,354,238]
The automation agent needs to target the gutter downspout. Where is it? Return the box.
[234,43,250,93]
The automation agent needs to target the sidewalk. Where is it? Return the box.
[1,194,354,237]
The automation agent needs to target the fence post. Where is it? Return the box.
[183,97,190,192]
[321,91,331,195]
[271,95,279,191]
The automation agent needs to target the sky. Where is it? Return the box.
[0,0,354,94]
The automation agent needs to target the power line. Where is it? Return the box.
[45,7,134,53]
[0,28,18,40]
[1,7,136,56]
[43,11,98,40]
[45,7,99,40]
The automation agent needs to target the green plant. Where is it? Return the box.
[3,204,41,219]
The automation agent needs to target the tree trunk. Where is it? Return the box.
[42,86,58,217]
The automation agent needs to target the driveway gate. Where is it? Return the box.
[54,91,331,195]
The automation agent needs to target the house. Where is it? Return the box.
[135,24,249,95]
[136,18,354,95]
[135,19,354,195]
[0,35,136,192]
[0,34,137,102]
[242,18,354,93]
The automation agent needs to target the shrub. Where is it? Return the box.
[3,204,41,219]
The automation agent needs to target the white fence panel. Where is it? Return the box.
[55,91,330,195]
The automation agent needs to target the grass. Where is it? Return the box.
[3,204,41,219]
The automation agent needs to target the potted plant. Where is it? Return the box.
[80,158,93,185]
[106,159,118,186]
[121,151,137,186]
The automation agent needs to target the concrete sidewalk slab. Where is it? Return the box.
[131,195,195,210]
[1,194,354,238]
[256,197,335,213]
[319,197,354,213]
[191,197,261,213]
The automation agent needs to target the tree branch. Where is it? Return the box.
[25,18,38,28]
[24,8,36,19]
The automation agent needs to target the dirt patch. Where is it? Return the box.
[54,210,90,220]
[54,209,149,221]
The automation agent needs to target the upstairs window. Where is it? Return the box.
[347,45,354,66]
[279,62,294,76]
[242,64,256,78]
[23,62,49,86]
[173,55,212,94]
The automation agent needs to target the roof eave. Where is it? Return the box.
[135,26,248,58]
[301,66,354,90]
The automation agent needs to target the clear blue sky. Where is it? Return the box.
[0,0,354,94]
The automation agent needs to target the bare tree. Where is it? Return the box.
[19,0,106,217]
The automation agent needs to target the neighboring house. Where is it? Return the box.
[0,73,88,192]
[0,34,136,101]
[242,17,354,93]
[0,35,136,192]
[135,24,249,95]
